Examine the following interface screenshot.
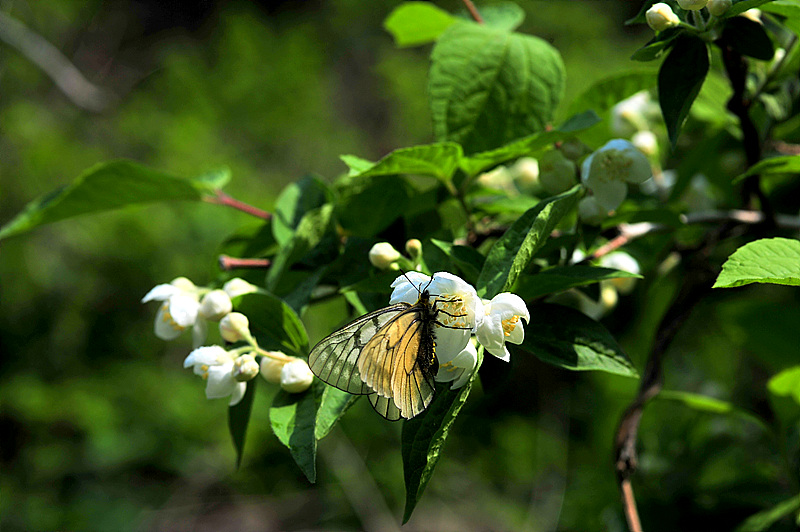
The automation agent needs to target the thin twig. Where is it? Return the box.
[461,0,484,24]
[0,11,114,112]
[620,478,643,532]
[218,255,271,271]
[205,190,272,220]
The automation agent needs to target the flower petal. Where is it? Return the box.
[142,283,179,303]
[228,383,247,406]
[205,363,237,399]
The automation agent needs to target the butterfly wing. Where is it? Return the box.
[358,303,437,419]
[309,303,410,395]
[368,393,402,421]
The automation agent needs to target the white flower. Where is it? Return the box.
[142,278,203,342]
[599,251,641,294]
[475,293,530,362]
[369,242,402,270]
[611,92,659,137]
[183,345,246,406]
[390,271,481,363]
[219,312,252,343]
[511,157,539,190]
[538,150,577,195]
[223,277,259,299]
[280,358,314,393]
[578,196,607,225]
[435,339,479,390]
[677,0,707,10]
[707,0,731,16]
[199,289,233,321]
[260,354,287,384]
[646,3,680,32]
[582,139,652,211]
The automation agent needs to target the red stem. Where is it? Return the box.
[205,190,271,220]
[218,255,271,271]
[461,0,484,23]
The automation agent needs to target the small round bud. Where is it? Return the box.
[677,0,708,11]
[199,289,233,321]
[631,130,658,157]
[476,165,514,192]
[707,0,731,16]
[170,277,196,292]
[260,354,287,384]
[219,312,251,343]
[280,359,314,393]
[741,8,761,23]
[511,157,539,189]
[405,239,423,258]
[578,196,607,225]
[646,3,680,32]
[538,150,577,195]
[369,242,401,270]
[223,278,259,299]
[233,354,260,382]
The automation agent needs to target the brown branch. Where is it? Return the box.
[620,478,643,532]
[205,190,272,220]
[461,0,484,24]
[218,255,271,271]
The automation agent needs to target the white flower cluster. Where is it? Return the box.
[143,277,313,405]
[390,271,530,390]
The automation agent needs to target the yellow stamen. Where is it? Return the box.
[502,315,519,336]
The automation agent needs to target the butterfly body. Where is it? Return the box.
[309,287,445,420]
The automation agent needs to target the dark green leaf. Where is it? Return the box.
[517,303,638,377]
[0,160,221,240]
[401,349,482,523]
[725,0,777,18]
[283,266,328,315]
[625,0,660,25]
[270,383,320,483]
[459,111,599,177]
[340,142,463,183]
[334,174,412,237]
[659,35,710,147]
[429,21,565,154]
[516,265,642,300]
[734,154,800,182]
[477,186,581,298]
[735,494,800,532]
[228,377,257,469]
[566,71,658,119]
[721,17,774,60]
[656,390,770,431]
[714,237,800,288]
[383,1,456,47]
[314,386,359,441]
[272,175,332,246]
[234,292,309,357]
[428,238,485,285]
[631,28,681,62]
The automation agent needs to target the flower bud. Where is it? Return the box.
[280,359,314,393]
[707,0,731,16]
[632,130,658,157]
[233,354,260,382]
[511,157,539,189]
[476,165,514,192]
[741,8,761,23]
[260,354,287,384]
[223,277,259,299]
[369,242,401,270]
[646,3,680,31]
[405,239,422,259]
[578,196,607,225]
[219,312,251,343]
[677,0,708,11]
[538,150,577,195]
[170,276,197,292]
[199,289,233,321]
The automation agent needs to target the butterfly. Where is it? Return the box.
[308,275,468,420]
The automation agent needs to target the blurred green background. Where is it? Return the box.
[2,1,798,530]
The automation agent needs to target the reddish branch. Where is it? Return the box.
[461,0,484,24]
[205,190,272,220]
[218,255,271,271]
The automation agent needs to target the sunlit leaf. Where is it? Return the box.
[340,142,463,183]
[735,494,800,532]
[234,292,309,357]
[714,238,800,288]
[270,383,320,483]
[383,2,456,47]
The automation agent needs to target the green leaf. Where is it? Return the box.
[763,1,800,36]
[270,384,320,483]
[266,204,335,291]
[768,365,800,405]
[656,390,770,431]
[721,17,775,60]
[477,186,581,298]
[334,174,412,237]
[459,111,600,177]
[314,386,359,441]
[515,265,642,300]
[401,349,482,524]
[429,21,565,154]
[735,494,800,532]
[631,27,681,62]
[427,238,485,285]
[735,154,800,181]
[272,175,332,246]
[475,2,525,31]
[383,1,456,47]
[714,237,800,288]
[658,35,710,147]
[340,142,463,183]
[0,160,221,241]
[195,167,232,189]
[725,0,777,18]
[234,292,309,357]
[625,0,660,25]
[517,304,638,377]
[228,377,257,469]
[566,70,658,119]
